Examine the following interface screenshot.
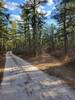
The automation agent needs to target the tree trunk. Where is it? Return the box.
[32,0,37,56]
[63,2,68,54]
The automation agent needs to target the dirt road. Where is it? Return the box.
[0,52,75,100]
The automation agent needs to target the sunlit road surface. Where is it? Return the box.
[0,52,75,100]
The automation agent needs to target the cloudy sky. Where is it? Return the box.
[4,0,59,24]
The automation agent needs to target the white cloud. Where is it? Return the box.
[10,14,22,21]
[52,6,56,10]
[37,5,52,17]
[37,7,51,17]
[47,0,54,6]
[4,2,18,10]
[37,0,54,17]
[45,11,51,17]
[37,6,46,14]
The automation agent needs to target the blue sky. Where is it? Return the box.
[4,0,59,25]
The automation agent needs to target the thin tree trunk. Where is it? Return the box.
[32,0,37,56]
[63,2,68,54]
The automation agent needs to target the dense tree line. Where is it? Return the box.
[52,0,75,54]
[0,0,9,52]
[13,0,47,56]
[1,0,75,56]
[13,0,75,56]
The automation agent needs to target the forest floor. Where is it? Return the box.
[0,53,5,84]
[19,52,75,90]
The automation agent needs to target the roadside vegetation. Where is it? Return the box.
[0,53,5,84]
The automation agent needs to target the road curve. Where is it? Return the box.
[0,52,75,100]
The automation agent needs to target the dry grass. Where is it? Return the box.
[17,51,75,89]
[21,52,75,90]
[27,53,61,69]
